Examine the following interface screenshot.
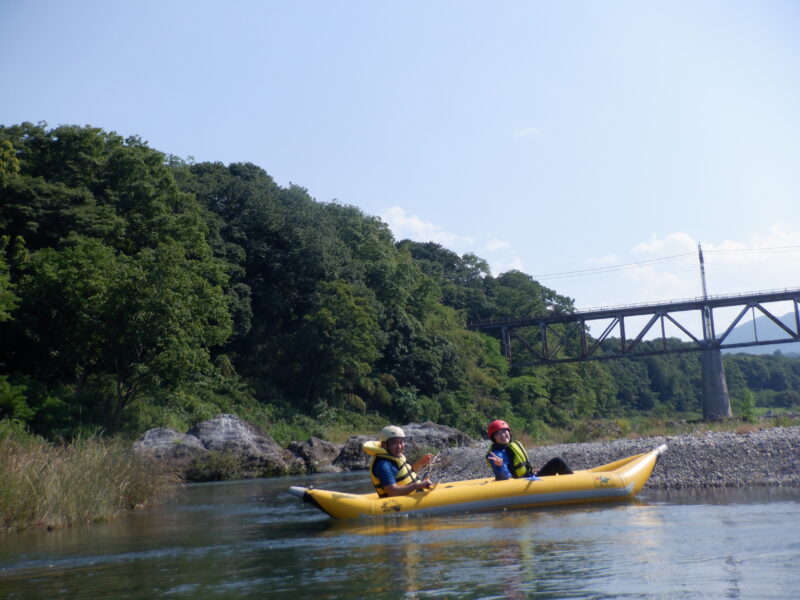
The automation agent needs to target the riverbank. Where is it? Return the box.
[428,425,800,489]
[131,416,799,488]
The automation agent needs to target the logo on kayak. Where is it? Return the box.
[381,499,402,513]
[593,475,613,488]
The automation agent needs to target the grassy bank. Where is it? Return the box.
[0,421,181,533]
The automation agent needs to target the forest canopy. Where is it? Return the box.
[1,123,797,440]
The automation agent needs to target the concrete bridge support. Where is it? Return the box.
[701,347,732,419]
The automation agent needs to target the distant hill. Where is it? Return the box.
[721,312,800,357]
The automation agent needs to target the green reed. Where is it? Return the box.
[0,425,181,533]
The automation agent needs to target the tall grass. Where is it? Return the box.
[0,422,181,533]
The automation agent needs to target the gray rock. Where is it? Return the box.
[332,435,373,471]
[332,422,477,471]
[287,437,343,473]
[188,414,304,476]
[132,427,208,468]
[402,421,475,453]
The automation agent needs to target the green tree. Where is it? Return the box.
[0,138,23,323]
[296,279,383,405]
[174,160,514,430]
[603,357,658,411]
[13,238,231,426]
[0,244,17,323]
[397,241,493,318]
[732,388,757,422]
[0,376,31,421]
[0,124,235,434]
[0,139,20,187]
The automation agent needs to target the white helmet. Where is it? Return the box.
[378,425,405,442]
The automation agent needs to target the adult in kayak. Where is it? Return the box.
[485,419,573,480]
[364,425,434,497]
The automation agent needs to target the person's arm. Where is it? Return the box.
[487,449,512,480]
[382,478,432,496]
[412,453,433,473]
[375,458,433,496]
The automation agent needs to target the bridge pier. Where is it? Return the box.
[701,347,732,420]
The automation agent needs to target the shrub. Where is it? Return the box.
[184,451,246,482]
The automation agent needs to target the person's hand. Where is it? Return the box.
[418,453,434,467]
[487,452,502,467]
[417,478,433,491]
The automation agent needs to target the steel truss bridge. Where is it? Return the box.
[467,288,800,366]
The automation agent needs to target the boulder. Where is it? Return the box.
[132,427,208,469]
[332,435,374,471]
[188,414,304,476]
[133,417,475,480]
[287,437,343,473]
[332,422,475,471]
[402,421,474,453]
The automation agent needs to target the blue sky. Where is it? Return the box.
[3,0,800,318]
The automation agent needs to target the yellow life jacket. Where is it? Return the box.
[486,440,533,478]
[363,440,420,497]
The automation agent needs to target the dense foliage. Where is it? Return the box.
[1,123,797,441]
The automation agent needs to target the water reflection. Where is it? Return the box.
[653,485,800,505]
[305,507,626,598]
[1,476,798,600]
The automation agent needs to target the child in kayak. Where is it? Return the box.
[485,419,573,480]
[364,425,434,497]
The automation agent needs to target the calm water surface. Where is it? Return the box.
[1,472,798,599]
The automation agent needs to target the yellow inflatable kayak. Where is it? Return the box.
[289,444,667,519]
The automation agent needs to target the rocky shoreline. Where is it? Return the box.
[133,416,474,480]
[133,415,799,489]
[427,426,800,489]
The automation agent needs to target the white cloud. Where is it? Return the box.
[576,225,800,339]
[485,237,510,252]
[513,126,543,138]
[381,206,474,248]
[620,225,800,303]
[482,236,524,274]
[622,263,699,302]
[380,208,526,277]
[490,255,525,275]
[632,232,696,254]
[705,223,800,263]
[700,225,800,294]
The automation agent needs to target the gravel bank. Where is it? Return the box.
[428,426,800,489]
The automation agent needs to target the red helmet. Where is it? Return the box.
[487,420,510,439]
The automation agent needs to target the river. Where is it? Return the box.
[1,472,798,599]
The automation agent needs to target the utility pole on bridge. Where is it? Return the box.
[698,244,733,419]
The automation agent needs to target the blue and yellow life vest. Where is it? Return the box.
[363,440,420,497]
[486,440,533,478]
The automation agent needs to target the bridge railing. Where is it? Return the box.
[468,286,800,328]
[573,286,800,315]
[467,287,800,366]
